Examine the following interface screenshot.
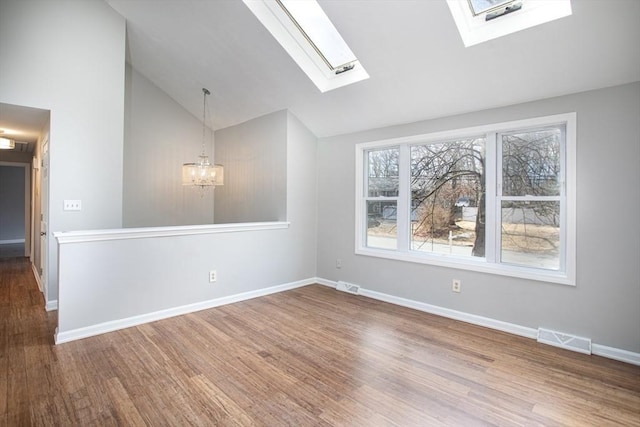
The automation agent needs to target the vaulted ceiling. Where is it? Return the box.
[107,0,639,138]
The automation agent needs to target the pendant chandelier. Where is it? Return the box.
[182,88,224,189]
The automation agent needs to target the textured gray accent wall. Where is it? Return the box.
[316,82,640,353]
[214,110,287,224]
[123,66,217,227]
[123,69,288,227]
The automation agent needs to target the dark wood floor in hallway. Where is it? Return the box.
[1,257,639,426]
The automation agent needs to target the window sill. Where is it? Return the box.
[355,246,574,286]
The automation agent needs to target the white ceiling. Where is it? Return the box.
[109,0,639,138]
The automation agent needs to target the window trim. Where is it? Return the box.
[243,0,369,92]
[275,0,357,72]
[446,0,572,47]
[467,0,518,17]
[355,113,576,286]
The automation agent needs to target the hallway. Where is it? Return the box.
[0,243,25,259]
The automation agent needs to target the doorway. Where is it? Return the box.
[0,102,50,295]
[0,163,30,258]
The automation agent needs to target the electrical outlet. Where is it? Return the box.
[63,200,82,211]
[452,279,461,293]
[209,270,217,283]
[336,258,342,269]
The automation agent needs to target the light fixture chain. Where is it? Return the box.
[201,88,210,156]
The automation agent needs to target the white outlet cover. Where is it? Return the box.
[63,200,82,211]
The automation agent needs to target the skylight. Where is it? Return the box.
[277,0,357,71]
[447,0,572,47]
[468,0,516,16]
[243,0,369,92]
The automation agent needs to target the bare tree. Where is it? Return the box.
[411,138,486,255]
[366,128,560,258]
[502,129,561,226]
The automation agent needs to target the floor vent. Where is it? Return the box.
[537,328,592,355]
[336,281,360,295]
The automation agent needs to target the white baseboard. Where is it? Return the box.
[316,278,640,366]
[0,239,25,244]
[55,277,316,344]
[46,300,58,311]
[31,262,57,312]
[592,344,640,366]
[314,277,337,288]
[361,287,538,339]
[31,262,43,293]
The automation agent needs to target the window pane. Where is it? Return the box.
[468,0,515,16]
[278,0,357,69]
[366,201,397,250]
[367,148,399,197]
[410,138,486,257]
[501,201,560,270]
[502,128,562,197]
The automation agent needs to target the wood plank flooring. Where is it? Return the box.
[2,257,639,426]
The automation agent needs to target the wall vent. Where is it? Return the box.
[537,328,592,355]
[336,281,360,295]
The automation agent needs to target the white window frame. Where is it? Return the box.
[446,0,572,47]
[467,0,519,17]
[355,113,576,286]
[243,0,369,92]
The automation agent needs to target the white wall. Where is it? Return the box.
[0,0,126,303]
[56,110,318,338]
[123,66,217,227]
[317,82,640,353]
[214,111,288,224]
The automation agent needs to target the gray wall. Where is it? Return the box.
[317,82,640,353]
[214,110,288,224]
[0,165,25,242]
[0,0,126,303]
[123,66,217,227]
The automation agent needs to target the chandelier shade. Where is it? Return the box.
[183,88,224,190]
[182,155,224,186]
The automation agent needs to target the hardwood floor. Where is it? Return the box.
[2,257,639,426]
